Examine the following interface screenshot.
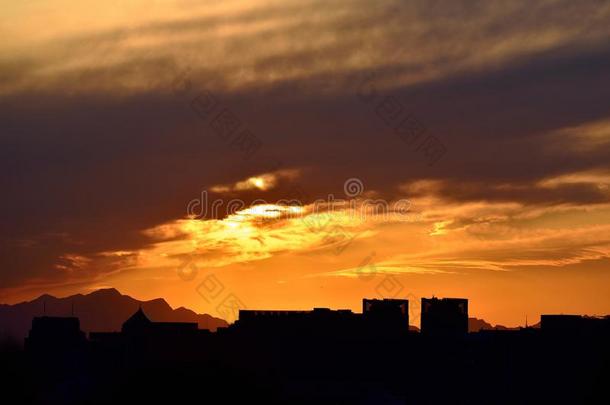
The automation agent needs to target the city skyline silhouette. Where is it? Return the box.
[2,0,610,403]
[7,294,609,404]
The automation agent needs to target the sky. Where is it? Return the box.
[1,0,610,327]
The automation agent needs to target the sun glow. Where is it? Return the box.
[137,203,358,271]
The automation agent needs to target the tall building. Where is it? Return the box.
[362,298,409,330]
[421,297,468,336]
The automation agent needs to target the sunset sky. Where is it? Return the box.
[2,0,610,327]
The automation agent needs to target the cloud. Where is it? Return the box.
[1,0,610,318]
[3,0,610,96]
[210,169,299,193]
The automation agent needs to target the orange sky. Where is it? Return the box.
[1,0,610,327]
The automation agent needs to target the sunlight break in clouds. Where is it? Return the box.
[210,169,299,193]
[137,202,368,271]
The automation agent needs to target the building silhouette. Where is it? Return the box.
[88,307,207,364]
[421,297,468,336]
[236,307,361,338]
[24,316,86,352]
[541,314,610,335]
[121,306,198,335]
[18,296,610,404]
[236,298,410,337]
[362,298,409,332]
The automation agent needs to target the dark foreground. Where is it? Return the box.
[2,326,609,405]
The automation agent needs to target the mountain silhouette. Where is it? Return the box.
[469,317,507,331]
[0,288,227,345]
[468,317,536,332]
[406,318,520,333]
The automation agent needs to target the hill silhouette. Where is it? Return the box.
[0,288,227,345]
[468,317,524,332]
[468,317,540,331]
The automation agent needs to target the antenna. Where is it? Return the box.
[525,314,528,328]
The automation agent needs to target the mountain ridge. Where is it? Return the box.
[0,288,228,345]
[1,288,533,346]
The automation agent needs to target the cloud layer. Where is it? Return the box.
[1,0,610,325]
